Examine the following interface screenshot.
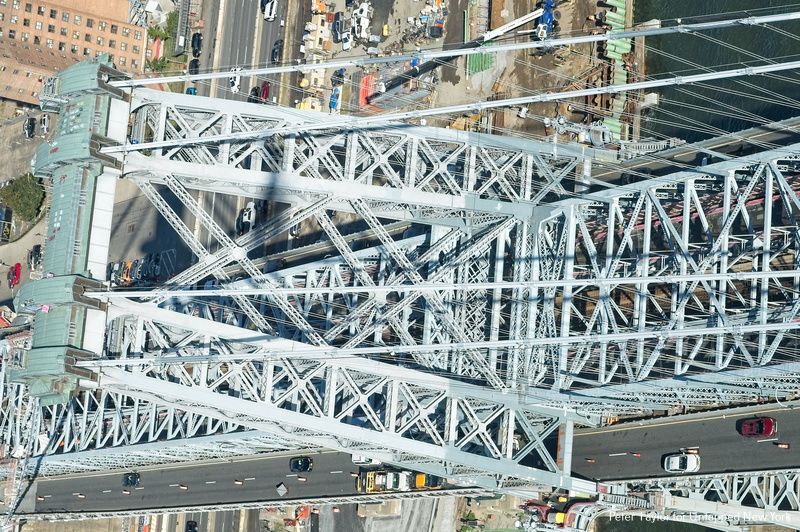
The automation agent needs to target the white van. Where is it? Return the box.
[263,0,277,21]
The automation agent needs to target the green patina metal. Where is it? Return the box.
[10,54,127,404]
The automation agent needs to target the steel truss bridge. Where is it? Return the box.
[2,51,800,530]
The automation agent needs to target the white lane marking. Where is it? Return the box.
[758,437,779,443]
[205,480,217,484]
[245,477,255,481]
[101,490,112,493]
[210,0,228,98]
[134,487,144,490]
[330,470,343,474]
[608,452,628,457]
[286,474,298,477]
[169,483,180,487]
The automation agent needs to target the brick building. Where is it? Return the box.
[0,0,147,105]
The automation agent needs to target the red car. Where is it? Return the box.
[740,417,777,437]
[260,81,270,102]
[7,263,20,289]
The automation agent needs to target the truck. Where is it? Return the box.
[413,472,443,489]
[356,470,414,493]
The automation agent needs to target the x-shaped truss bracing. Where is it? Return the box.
[10,91,800,495]
[607,470,800,528]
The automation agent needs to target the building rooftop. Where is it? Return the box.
[11,55,125,404]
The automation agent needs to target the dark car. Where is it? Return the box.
[148,253,162,278]
[7,263,21,289]
[188,59,200,75]
[185,521,198,532]
[23,117,35,139]
[289,456,313,473]
[122,472,140,488]
[332,13,343,43]
[235,209,251,236]
[247,86,260,103]
[739,417,777,437]
[27,244,42,270]
[191,32,202,57]
[271,39,284,64]
[331,68,346,87]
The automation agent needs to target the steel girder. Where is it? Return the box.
[519,148,800,404]
[125,88,601,226]
[88,297,596,492]
[8,82,800,495]
[0,379,299,478]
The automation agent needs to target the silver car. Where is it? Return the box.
[662,452,700,473]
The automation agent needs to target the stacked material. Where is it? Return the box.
[601,0,633,140]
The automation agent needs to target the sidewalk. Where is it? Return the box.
[0,216,46,309]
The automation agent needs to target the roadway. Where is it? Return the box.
[571,404,800,481]
[27,451,358,514]
[201,0,283,101]
[190,0,290,256]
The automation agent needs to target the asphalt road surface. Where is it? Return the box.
[211,0,282,101]
[28,451,357,513]
[572,405,800,481]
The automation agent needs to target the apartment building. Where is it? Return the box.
[0,0,148,105]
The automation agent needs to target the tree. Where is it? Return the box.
[147,25,168,40]
[1,174,44,222]
[146,57,169,72]
[166,10,180,42]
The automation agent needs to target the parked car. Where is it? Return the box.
[107,261,117,283]
[332,12,343,43]
[7,263,21,289]
[185,87,197,95]
[261,81,270,101]
[662,452,700,474]
[120,260,133,285]
[28,244,42,270]
[263,0,277,21]
[289,456,313,473]
[191,32,202,57]
[242,201,257,232]
[331,68,346,87]
[342,30,352,51]
[39,114,49,136]
[23,117,35,139]
[329,86,341,112]
[739,416,777,437]
[148,253,162,278]
[236,202,256,236]
[110,261,123,284]
[129,259,140,282]
[271,39,284,64]
[247,86,260,103]
[122,472,140,488]
[228,67,242,94]
[133,259,146,281]
[188,59,200,75]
